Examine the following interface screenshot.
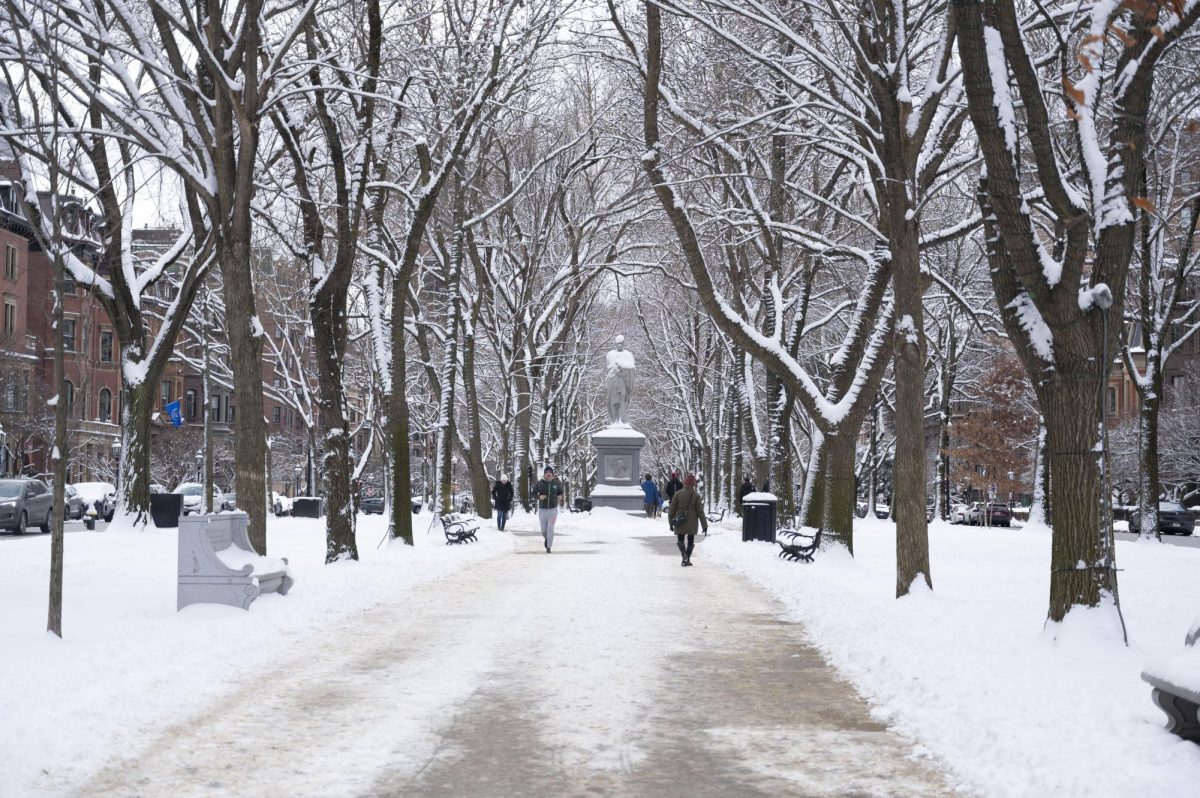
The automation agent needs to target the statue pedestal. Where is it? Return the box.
[590,425,646,513]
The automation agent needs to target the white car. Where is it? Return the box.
[949,503,970,525]
[272,492,293,517]
[173,482,219,515]
[73,481,117,522]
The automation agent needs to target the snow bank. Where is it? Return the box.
[0,513,514,795]
[705,517,1200,796]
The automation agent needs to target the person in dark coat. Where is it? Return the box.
[640,473,661,518]
[667,473,707,567]
[737,476,754,515]
[492,474,514,531]
[534,466,565,552]
[664,471,683,502]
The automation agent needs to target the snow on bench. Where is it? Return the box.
[178,512,294,611]
[1142,614,1200,743]
[440,514,479,545]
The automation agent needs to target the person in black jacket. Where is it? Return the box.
[737,476,754,515]
[664,471,683,502]
[492,474,514,531]
[534,466,565,552]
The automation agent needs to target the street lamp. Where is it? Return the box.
[112,439,122,492]
[0,425,7,477]
[194,449,203,483]
[293,465,302,498]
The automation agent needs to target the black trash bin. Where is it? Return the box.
[149,493,184,528]
[575,496,593,512]
[742,493,777,542]
[293,497,324,518]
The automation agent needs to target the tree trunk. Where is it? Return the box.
[1136,360,1162,541]
[313,269,358,562]
[47,238,68,638]
[461,305,492,519]
[820,429,858,553]
[1042,379,1115,621]
[120,382,156,521]
[388,268,414,544]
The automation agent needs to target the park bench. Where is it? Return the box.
[1142,616,1200,743]
[706,506,727,524]
[440,514,479,545]
[177,512,293,611]
[777,526,822,563]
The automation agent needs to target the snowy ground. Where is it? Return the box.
[0,512,513,796]
[705,516,1200,798]
[4,509,950,797]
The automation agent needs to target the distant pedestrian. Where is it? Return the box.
[737,476,754,515]
[535,466,565,553]
[665,471,683,502]
[640,473,661,518]
[667,473,707,567]
[492,474,514,531]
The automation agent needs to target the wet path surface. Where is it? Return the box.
[80,518,956,797]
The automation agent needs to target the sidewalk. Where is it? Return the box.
[78,511,955,797]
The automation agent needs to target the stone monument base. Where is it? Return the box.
[590,425,646,514]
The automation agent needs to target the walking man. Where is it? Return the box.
[535,466,564,553]
[640,473,661,518]
[664,471,683,502]
[492,474,514,531]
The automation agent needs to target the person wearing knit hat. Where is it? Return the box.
[491,474,514,531]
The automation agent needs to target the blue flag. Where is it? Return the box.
[165,399,183,428]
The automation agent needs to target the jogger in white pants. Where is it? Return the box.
[534,465,564,553]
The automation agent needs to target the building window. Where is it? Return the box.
[63,271,76,295]
[98,388,112,422]
[1171,374,1186,389]
[2,299,14,335]
[211,395,222,422]
[226,401,235,423]
[62,318,77,352]
[272,406,281,424]
[3,244,15,280]
[185,390,196,420]
[100,330,113,363]
[64,380,74,417]
[1106,386,1117,415]
[160,380,172,409]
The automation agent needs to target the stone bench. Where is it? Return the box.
[178,512,294,610]
[440,514,479,545]
[1142,617,1200,743]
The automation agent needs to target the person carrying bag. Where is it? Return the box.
[667,473,707,567]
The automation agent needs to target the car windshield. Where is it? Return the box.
[0,481,23,499]
[1161,501,1186,513]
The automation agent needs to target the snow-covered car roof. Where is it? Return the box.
[72,482,116,501]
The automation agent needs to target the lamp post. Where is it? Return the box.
[0,425,7,477]
[194,449,203,483]
[293,465,302,498]
[112,439,122,493]
[1007,470,1014,507]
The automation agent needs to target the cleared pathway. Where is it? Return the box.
[79,514,956,797]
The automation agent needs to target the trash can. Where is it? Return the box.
[149,493,184,528]
[742,492,777,543]
[575,497,592,512]
[293,497,324,518]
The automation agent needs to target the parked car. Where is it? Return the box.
[1128,502,1196,536]
[967,502,1012,527]
[63,484,86,520]
[360,496,384,515]
[272,492,293,517]
[221,492,238,512]
[73,481,117,522]
[949,503,970,525]
[173,482,220,515]
[149,483,168,495]
[0,478,53,534]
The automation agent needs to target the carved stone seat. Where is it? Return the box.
[178,512,293,611]
[1142,618,1200,743]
